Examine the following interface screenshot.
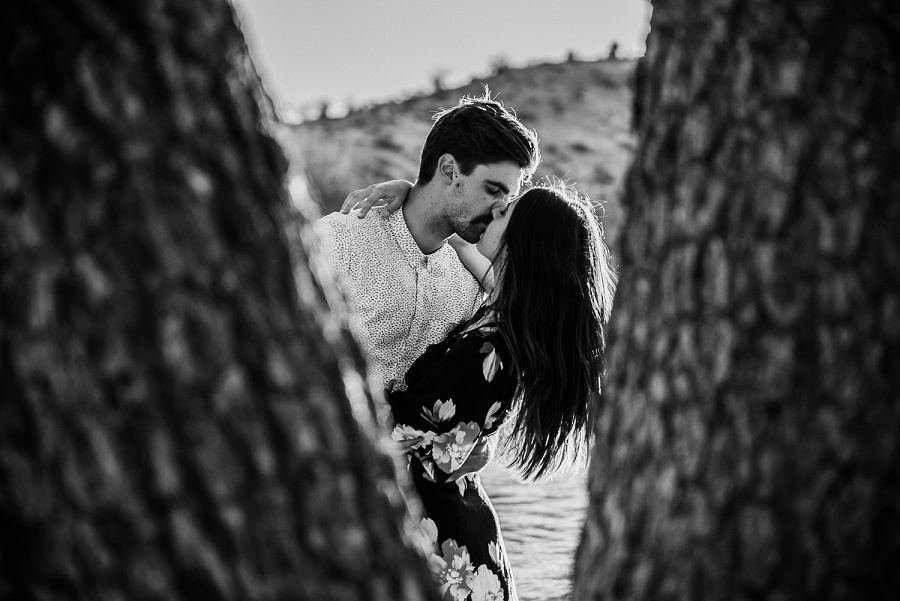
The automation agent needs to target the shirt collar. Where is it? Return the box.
[388,207,441,269]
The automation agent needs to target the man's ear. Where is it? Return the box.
[437,154,458,184]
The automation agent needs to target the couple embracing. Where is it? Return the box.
[316,93,616,601]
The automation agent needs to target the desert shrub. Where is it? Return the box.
[489,55,510,75]
[592,69,619,88]
[571,141,591,153]
[373,135,402,152]
[593,163,615,185]
[549,97,565,115]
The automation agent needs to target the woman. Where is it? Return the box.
[354,181,615,601]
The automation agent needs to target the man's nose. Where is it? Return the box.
[490,206,505,220]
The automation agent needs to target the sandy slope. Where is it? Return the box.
[278,58,635,248]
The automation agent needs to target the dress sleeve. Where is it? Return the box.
[388,328,513,484]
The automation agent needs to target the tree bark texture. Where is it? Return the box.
[0,2,438,600]
[575,1,900,599]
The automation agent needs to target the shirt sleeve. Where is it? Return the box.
[314,215,349,279]
[388,329,514,484]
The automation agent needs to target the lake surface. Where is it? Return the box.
[480,463,588,601]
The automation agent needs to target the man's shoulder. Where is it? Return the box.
[317,207,392,232]
[316,208,398,260]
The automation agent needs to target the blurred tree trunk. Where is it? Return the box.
[0,2,438,600]
[575,1,899,599]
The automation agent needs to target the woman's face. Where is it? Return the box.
[476,196,519,263]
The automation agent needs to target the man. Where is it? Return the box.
[316,94,539,479]
[317,94,540,395]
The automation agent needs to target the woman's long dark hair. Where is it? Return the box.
[492,183,616,480]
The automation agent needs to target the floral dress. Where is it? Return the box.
[389,310,519,601]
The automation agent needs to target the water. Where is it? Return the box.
[480,463,588,601]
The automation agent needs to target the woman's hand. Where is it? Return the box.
[391,434,493,481]
[395,436,424,454]
[448,437,495,481]
[341,179,414,218]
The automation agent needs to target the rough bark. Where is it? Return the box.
[575,1,900,599]
[0,2,438,600]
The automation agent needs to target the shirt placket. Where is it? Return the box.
[406,255,434,374]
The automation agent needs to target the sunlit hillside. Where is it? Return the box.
[277,58,636,248]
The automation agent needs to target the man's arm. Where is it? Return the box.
[315,215,346,269]
[314,215,358,303]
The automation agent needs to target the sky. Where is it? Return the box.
[231,0,651,119]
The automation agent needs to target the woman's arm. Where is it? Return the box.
[341,179,414,217]
[388,331,513,485]
[448,234,494,293]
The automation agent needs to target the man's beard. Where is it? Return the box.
[455,215,491,243]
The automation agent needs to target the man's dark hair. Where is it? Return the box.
[417,92,540,183]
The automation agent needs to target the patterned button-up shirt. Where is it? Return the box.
[316,207,483,392]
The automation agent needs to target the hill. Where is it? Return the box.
[276,58,636,248]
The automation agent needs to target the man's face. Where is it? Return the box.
[445,161,523,244]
